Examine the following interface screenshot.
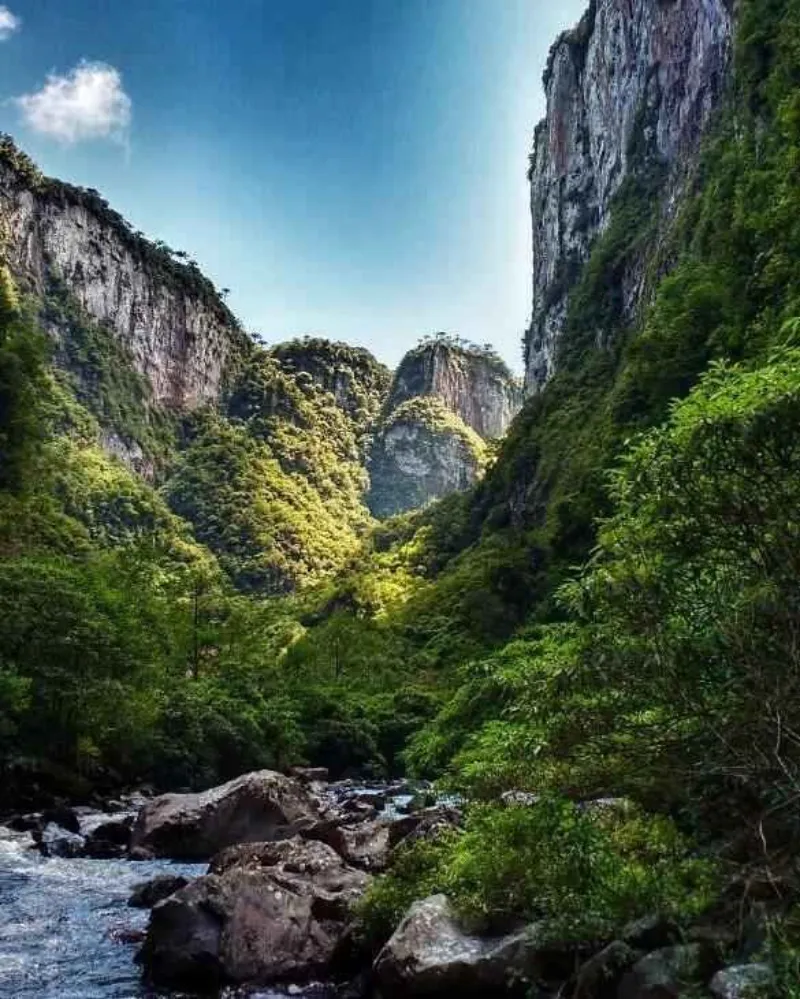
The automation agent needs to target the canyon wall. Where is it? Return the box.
[525,0,732,392]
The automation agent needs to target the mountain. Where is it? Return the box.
[367,337,521,518]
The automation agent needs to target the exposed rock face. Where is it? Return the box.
[0,139,241,409]
[367,397,487,518]
[130,770,321,860]
[368,341,520,518]
[390,341,522,439]
[525,0,732,393]
[140,838,368,990]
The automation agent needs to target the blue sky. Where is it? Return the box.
[0,0,586,370]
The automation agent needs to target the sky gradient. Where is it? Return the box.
[0,0,587,370]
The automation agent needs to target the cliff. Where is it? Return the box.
[525,0,732,392]
[368,339,518,518]
[367,396,488,519]
[389,338,521,439]
[0,136,243,410]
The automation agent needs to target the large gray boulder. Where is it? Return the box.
[130,770,320,860]
[140,837,369,990]
[373,894,572,997]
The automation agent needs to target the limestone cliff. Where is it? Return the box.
[0,136,243,410]
[368,339,519,517]
[367,396,488,519]
[389,339,521,439]
[525,0,732,392]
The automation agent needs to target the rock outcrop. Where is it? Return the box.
[270,337,392,434]
[140,838,369,990]
[367,397,488,518]
[130,770,321,860]
[368,339,520,518]
[389,340,522,440]
[525,0,732,392]
[0,136,242,410]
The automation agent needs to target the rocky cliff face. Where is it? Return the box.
[368,341,518,518]
[367,397,487,519]
[389,341,522,439]
[525,0,732,393]
[0,139,242,410]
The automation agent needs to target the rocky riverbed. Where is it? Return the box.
[0,771,452,998]
[0,770,775,999]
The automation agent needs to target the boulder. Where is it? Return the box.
[41,805,81,834]
[34,822,85,858]
[140,837,369,989]
[128,875,191,909]
[709,964,775,999]
[130,770,321,860]
[621,915,682,953]
[387,805,462,852]
[84,816,133,858]
[373,894,574,997]
[617,944,720,999]
[573,941,641,999]
[310,818,392,872]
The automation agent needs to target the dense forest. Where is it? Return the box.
[3,0,800,991]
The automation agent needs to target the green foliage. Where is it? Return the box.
[0,279,49,492]
[43,281,177,467]
[360,799,716,941]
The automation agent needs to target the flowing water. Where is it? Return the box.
[0,783,421,998]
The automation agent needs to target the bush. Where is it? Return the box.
[359,798,717,941]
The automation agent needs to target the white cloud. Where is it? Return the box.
[14,61,132,143]
[0,6,20,40]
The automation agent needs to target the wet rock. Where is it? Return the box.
[573,941,641,999]
[617,943,720,999]
[128,874,191,909]
[373,894,573,997]
[500,791,540,807]
[41,805,81,834]
[35,822,86,858]
[709,964,775,999]
[84,815,133,857]
[130,769,321,860]
[6,813,40,833]
[141,838,369,989]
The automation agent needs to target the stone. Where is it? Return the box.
[140,838,369,990]
[574,941,641,999]
[373,894,574,997]
[41,805,80,834]
[617,943,720,999]
[387,805,462,852]
[525,0,732,393]
[130,769,321,860]
[35,822,86,858]
[84,815,134,857]
[320,818,391,872]
[128,875,191,909]
[709,964,775,999]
